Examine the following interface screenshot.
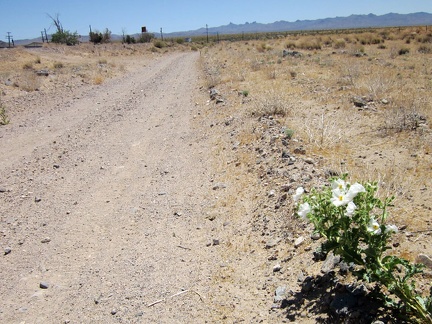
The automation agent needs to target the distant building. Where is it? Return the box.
[24,42,43,48]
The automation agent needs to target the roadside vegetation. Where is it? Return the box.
[200,25,432,322]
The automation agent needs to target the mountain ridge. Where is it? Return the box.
[13,12,432,45]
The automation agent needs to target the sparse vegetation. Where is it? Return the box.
[200,25,432,322]
[0,97,10,125]
[153,40,167,49]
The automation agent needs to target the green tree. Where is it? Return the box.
[48,13,79,45]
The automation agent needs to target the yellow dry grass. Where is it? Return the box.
[201,26,432,261]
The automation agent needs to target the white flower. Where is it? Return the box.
[345,201,356,217]
[367,218,381,235]
[298,202,311,220]
[385,224,398,234]
[332,179,347,191]
[330,188,352,207]
[293,187,304,203]
[346,183,366,200]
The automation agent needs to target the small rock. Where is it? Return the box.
[417,254,432,269]
[311,232,321,240]
[36,70,49,76]
[294,236,305,248]
[265,238,280,249]
[205,213,217,221]
[39,282,49,289]
[352,96,367,107]
[212,183,227,190]
[41,237,51,243]
[274,286,287,302]
[268,190,276,198]
[4,247,12,255]
[212,239,220,246]
[111,309,117,315]
[0,187,8,193]
[35,197,42,203]
[321,252,341,273]
[381,99,389,105]
[293,147,306,155]
[273,264,282,272]
[304,158,314,165]
[53,164,60,169]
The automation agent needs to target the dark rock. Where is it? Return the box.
[212,239,220,246]
[36,70,49,76]
[352,96,367,107]
[4,247,12,255]
[321,252,341,273]
[283,50,303,58]
[417,254,432,269]
[39,282,49,289]
[34,197,42,203]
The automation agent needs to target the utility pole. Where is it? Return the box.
[44,29,49,43]
[160,28,163,41]
[6,32,13,48]
[206,24,209,43]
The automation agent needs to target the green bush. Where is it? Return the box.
[51,30,79,45]
[124,35,136,44]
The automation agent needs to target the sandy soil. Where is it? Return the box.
[0,51,234,323]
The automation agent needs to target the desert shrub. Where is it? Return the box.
[53,62,64,69]
[250,58,264,71]
[416,33,432,43]
[124,35,136,44]
[381,106,427,133]
[89,31,103,44]
[94,75,104,85]
[19,71,41,91]
[175,38,185,44]
[51,30,79,45]
[35,57,41,64]
[398,47,410,55]
[285,40,297,49]
[418,45,432,54]
[190,45,199,51]
[297,39,321,50]
[357,33,382,45]
[377,44,387,49]
[154,40,166,49]
[333,39,346,49]
[0,99,10,125]
[252,90,289,117]
[257,43,272,52]
[138,33,154,43]
[22,62,33,70]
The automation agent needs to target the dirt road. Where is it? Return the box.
[0,52,224,323]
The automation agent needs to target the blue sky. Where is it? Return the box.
[1,0,431,40]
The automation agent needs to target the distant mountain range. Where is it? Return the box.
[14,12,432,45]
[163,12,432,38]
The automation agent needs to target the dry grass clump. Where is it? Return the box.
[251,90,290,117]
[93,75,104,85]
